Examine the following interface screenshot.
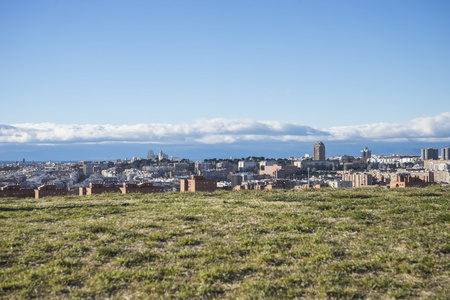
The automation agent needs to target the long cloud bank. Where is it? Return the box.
[1,112,449,145]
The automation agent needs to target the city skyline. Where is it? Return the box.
[1,1,450,160]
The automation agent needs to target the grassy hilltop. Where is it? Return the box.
[1,187,449,299]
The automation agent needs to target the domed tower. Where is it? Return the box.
[361,146,371,163]
[313,141,325,161]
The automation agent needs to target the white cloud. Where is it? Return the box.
[1,112,449,145]
[327,112,450,141]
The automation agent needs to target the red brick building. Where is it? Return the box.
[407,171,434,183]
[120,182,164,194]
[35,184,68,199]
[390,175,435,188]
[0,185,35,198]
[180,175,217,192]
[79,183,121,196]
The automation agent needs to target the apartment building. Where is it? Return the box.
[238,160,257,172]
[421,148,439,160]
[341,172,373,187]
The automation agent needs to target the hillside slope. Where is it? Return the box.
[1,187,449,298]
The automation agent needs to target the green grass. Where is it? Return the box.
[0,186,449,299]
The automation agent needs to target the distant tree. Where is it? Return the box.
[130,159,153,169]
[118,162,131,169]
[204,158,218,164]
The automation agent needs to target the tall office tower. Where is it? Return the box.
[313,141,325,161]
[421,148,439,160]
[442,147,450,160]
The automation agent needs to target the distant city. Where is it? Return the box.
[1,142,449,199]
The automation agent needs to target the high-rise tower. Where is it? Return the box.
[361,147,371,163]
[421,148,438,160]
[441,147,450,160]
[313,141,325,161]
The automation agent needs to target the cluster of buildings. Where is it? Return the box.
[421,147,450,160]
[1,144,449,199]
[146,150,179,162]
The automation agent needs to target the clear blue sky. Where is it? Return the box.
[2,0,449,129]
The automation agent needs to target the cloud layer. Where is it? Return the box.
[1,112,449,145]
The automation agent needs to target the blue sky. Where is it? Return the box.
[1,0,449,160]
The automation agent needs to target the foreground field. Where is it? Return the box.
[0,187,449,299]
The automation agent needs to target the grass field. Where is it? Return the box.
[1,186,449,299]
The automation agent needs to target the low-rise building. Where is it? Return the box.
[81,183,121,196]
[295,183,325,190]
[369,155,420,168]
[35,184,68,199]
[327,180,353,188]
[406,171,433,182]
[180,175,217,192]
[265,179,296,190]
[0,184,35,198]
[259,164,299,179]
[120,182,164,194]
[390,175,435,188]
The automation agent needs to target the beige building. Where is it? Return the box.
[341,172,373,187]
[424,159,450,171]
[432,170,450,184]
